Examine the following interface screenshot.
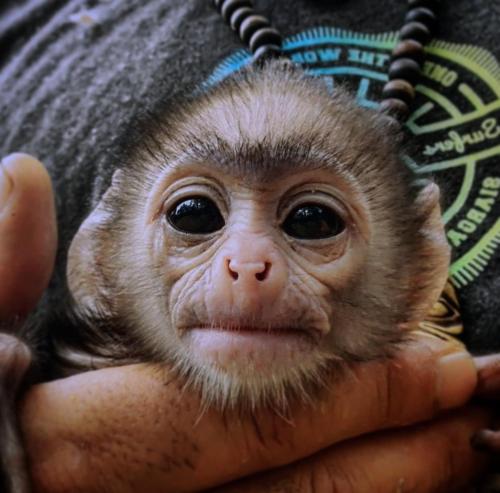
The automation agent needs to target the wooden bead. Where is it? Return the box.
[252,44,282,63]
[389,58,422,84]
[249,27,281,53]
[400,21,432,45]
[405,7,437,29]
[379,98,410,121]
[392,39,425,66]
[382,79,416,105]
[221,0,252,23]
[239,15,270,44]
[229,7,253,31]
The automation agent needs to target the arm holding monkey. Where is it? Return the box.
[1,153,497,493]
[19,338,492,493]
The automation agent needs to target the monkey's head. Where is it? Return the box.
[66,62,450,410]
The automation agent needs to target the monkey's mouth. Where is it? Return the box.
[190,322,322,342]
[197,324,317,336]
[183,324,321,371]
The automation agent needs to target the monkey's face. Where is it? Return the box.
[67,63,450,409]
[139,163,368,393]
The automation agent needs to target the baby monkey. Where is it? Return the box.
[62,61,450,409]
[2,61,453,491]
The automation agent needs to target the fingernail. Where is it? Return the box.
[471,429,500,452]
[437,352,477,409]
[0,159,14,210]
[0,333,19,353]
[471,430,490,451]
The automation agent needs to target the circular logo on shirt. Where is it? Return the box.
[207,28,500,290]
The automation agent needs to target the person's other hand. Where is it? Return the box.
[0,153,492,493]
[0,152,57,492]
[0,153,56,319]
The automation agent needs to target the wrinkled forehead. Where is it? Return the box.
[163,90,361,185]
[189,81,346,149]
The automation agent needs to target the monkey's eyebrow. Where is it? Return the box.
[160,137,345,185]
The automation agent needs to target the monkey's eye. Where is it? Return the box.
[167,196,225,234]
[282,203,345,239]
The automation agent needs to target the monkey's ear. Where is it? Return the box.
[405,182,451,325]
[66,170,124,317]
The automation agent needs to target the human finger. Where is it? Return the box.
[216,406,491,493]
[0,153,57,319]
[475,353,500,400]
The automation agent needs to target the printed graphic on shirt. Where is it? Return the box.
[207,28,500,292]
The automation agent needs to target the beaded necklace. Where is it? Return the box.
[213,0,440,122]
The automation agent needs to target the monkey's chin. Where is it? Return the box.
[175,326,334,412]
[186,327,319,373]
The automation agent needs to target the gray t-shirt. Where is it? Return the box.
[1,0,499,353]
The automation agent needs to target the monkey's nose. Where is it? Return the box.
[227,259,271,282]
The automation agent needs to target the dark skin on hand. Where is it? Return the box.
[1,153,499,493]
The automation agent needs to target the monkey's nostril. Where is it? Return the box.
[227,259,239,280]
[255,262,271,282]
[227,259,272,282]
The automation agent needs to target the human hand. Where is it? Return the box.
[0,153,493,493]
[0,152,57,493]
[21,339,490,493]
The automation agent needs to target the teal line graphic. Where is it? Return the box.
[356,78,378,108]
[207,29,400,87]
[407,102,435,128]
[283,27,398,51]
[416,86,462,118]
[205,50,250,86]
[322,77,335,94]
[307,66,388,81]
[403,155,419,173]
[441,160,475,225]
[450,220,500,288]
[458,83,485,110]
[358,78,369,99]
